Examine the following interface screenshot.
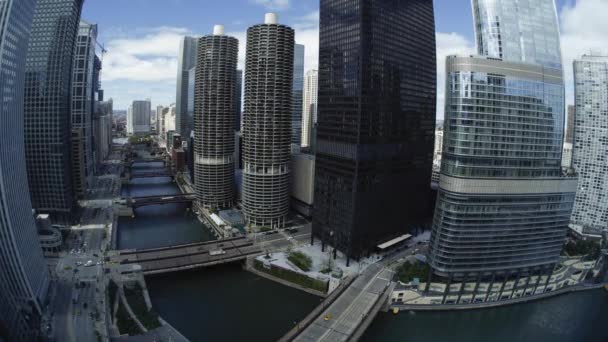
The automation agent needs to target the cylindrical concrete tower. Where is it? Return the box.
[242,13,294,229]
[194,25,239,209]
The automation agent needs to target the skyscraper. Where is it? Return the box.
[301,69,318,148]
[0,0,50,339]
[127,100,152,135]
[25,0,84,223]
[428,0,577,294]
[194,25,238,209]
[242,13,294,228]
[566,105,575,144]
[570,55,608,235]
[313,0,437,262]
[292,44,305,148]
[235,69,243,132]
[176,36,198,139]
[71,21,97,198]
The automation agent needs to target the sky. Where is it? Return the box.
[82,0,608,118]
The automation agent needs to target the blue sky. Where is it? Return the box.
[82,0,602,116]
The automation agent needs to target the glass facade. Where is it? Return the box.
[473,0,562,69]
[313,0,437,261]
[176,36,198,139]
[570,55,608,234]
[430,56,576,277]
[0,0,50,340]
[25,0,84,223]
[292,44,305,147]
[71,21,97,198]
[428,0,575,284]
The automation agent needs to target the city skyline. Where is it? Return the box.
[80,0,606,115]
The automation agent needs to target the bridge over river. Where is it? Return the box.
[110,237,261,275]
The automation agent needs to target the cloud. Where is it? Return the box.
[435,32,476,120]
[102,27,190,83]
[100,26,193,108]
[559,0,608,107]
[251,0,289,10]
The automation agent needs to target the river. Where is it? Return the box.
[363,289,608,342]
[119,161,607,342]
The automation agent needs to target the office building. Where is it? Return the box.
[242,13,294,228]
[570,55,608,235]
[71,21,97,198]
[301,69,318,148]
[127,100,151,135]
[235,69,243,131]
[428,0,577,293]
[194,25,238,209]
[25,0,84,223]
[292,44,305,148]
[434,128,443,161]
[156,105,165,133]
[562,142,573,169]
[0,1,50,340]
[176,36,198,139]
[566,105,575,144]
[313,0,437,261]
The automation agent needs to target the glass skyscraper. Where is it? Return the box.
[428,0,576,294]
[570,55,608,235]
[313,0,437,262]
[292,44,305,148]
[0,0,50,339]
[25,0,84,223]
[176,36,198,139]
[472,0,562,69]
[71,21,97,199]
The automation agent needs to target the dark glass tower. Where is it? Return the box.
[313,0,437,261]
[0,0,50,340]
[194,25,238,209]
[25,0,84,223]
[176,36,198,139]
[242,13,294,229]
[291,44,305,148]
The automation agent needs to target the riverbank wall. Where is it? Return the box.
[391,283,607,312]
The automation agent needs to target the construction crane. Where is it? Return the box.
[96,41,107,62]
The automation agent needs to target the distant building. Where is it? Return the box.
[176,36,198,139]
[570,55,608,235]
[71,21,98,198]
[562,142,573,169]
[235,69,243,132]
[127,100,151,135]
[0,1,50,340]
[566,105,575,144]
[291,44,305,149]
[156,105,165,133]
[242,13,294,228]
[301,70,318,148]
[313,0,437,262]
[25,0,84,223]
[291,153,315,217]
[434,128,443,161]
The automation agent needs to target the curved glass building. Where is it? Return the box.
[242,14,294,229]
[0,0,50,340]
[428,0,577,295]
[194,25,239,209]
